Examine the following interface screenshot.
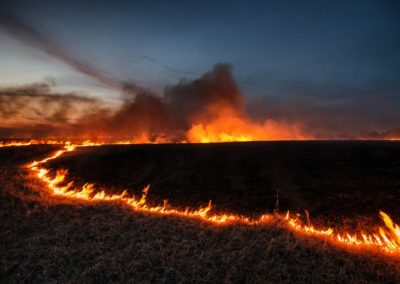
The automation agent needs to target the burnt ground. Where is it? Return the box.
[47,141,400,229]
[1,144,400,283]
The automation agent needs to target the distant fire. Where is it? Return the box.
[8,141,397,255]
[2,62,400,141]
[187,107,308,143]
[0,140,66,147]
[0,64,314,142]
[0,139,158,148]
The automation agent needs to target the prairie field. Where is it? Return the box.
[1,142,400,283]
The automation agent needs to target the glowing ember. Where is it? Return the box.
[19,142,400,256]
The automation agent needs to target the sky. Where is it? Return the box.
[0,0,399,138]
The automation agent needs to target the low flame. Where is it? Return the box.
[0,138,165,148]
[27,147,260,224]
[283,211,400,253]
[18,142,400,256]
[0,139,66,147]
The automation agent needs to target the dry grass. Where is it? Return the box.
[1,147,400,283]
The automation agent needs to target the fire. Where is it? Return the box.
[27,146,262,224]
[21,142,400,256]
[0,139,66,147]
[0,138,165,148]
[187,107,308,143]
[283,211,400,253]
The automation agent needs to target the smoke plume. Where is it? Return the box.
[1,15,400,141]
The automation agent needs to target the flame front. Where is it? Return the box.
[17,142,400,256]
[27,146,260,224]
[0,139,67,147]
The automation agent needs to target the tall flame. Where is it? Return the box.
[188,108,308,143]
[185,104,309,143]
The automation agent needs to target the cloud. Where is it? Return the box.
[1,15,400,140]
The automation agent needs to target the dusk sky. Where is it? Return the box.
[0,0,400,138]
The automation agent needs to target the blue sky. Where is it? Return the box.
[1,0,399,103]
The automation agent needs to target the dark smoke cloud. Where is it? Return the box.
[77,88,176,139]
[0,64,243,140]
[75,64,241,140]
[0,81,107,138]
[0,14,136,92]
[1,15,400,140]
[1,63,400,140]
[0,82,100,121]
[0,124,67,138]
[165,63,244,125]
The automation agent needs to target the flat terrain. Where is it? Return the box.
[49,141,400,229]
[1,143,400,283]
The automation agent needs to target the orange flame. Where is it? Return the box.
[0,138,165,148]
[0,139,67,147]
[21,142,400,255]
[27,147,262,224]
[188,108,308,143]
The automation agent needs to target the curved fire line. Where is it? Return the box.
[3,141,400,255]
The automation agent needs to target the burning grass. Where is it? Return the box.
[1,144,400,282]
[43,141,400,228]
[24,144,400,254]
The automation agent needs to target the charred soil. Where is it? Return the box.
[48,141,400,229]
[1,143,400,283]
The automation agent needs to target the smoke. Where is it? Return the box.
[73,64,246,141]
[0,81,102,125]
[248,81,400,139]
[0,14,142,93]
[165,63,244,124]
[1,15,399,140]
[0,63,248,140]
[77,87,176,140]
[1,64,399,141]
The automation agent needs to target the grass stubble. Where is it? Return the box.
[1,146,400,283]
